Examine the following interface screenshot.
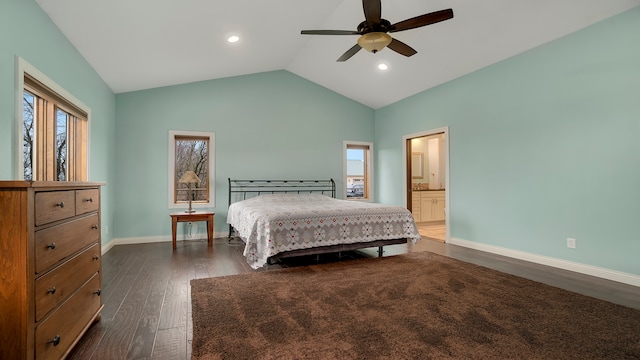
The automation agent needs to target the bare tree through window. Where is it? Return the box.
[22,72,88,182]
[56,109,68,181]
[23,92,35,180]
[175,137,209,202]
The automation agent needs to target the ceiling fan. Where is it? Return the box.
[301,0,453,62]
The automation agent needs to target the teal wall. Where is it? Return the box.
[375,8,640,275]
[0,0,116,245]
[114,71,374,238]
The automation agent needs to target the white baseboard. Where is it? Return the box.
[102,231,231,254]
[449,237,640,287]
[102,235,169,254]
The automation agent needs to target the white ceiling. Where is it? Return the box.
[36,0,640,109]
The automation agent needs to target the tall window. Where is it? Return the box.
[175,136,209,203]
[22,73,87,181]
[344,141,373,201]
[168,130,215,209]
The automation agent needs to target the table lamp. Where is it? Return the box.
[178,171,200,213]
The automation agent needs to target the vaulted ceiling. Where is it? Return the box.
[36,0,640,109]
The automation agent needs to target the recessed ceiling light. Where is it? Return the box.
[377,63,389,71]
[227,35,240,44]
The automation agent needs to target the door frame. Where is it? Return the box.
[402,126,450,243]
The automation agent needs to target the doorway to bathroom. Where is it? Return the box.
[404,127,449,243]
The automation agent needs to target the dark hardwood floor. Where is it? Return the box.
[68,237,640,359]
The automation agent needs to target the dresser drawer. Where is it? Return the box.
[35,191,76,226]
[35,243,101,321]
[76,189,100,215]
[35,274,101,360]
[34,213,100,274]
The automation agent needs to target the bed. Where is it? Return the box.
[227,179,421,269]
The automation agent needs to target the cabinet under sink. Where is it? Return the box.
[412,190,445,222]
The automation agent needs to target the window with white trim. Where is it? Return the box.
[168,130,215,209]
[22,73,88,181]
[344,141,373,201]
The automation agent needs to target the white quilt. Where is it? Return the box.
[227,194,421,269]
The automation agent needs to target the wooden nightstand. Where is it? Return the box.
[170,211,214,250]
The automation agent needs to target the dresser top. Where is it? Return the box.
[0,181,105,189]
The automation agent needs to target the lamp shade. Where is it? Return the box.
[357,32,392,53]
[178,171,201,184]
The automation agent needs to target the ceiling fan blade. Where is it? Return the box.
[389,9,453,33]
[337,44,362,62]
[362,0,382,24]
[301,30,359,35]
[387,38,417,57]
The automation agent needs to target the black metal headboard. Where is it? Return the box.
[227,179,336,238]
[228,178,336,206]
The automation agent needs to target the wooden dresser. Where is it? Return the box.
[0,181,104,359]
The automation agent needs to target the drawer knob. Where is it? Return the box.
[55,201,65,208]
[46,287,57,294]
[93,289,102,296]
[85,197,94,203]
[47,335,61,346]
[93,255,99,261]
[46,243,56,250]
[91,224,99,230]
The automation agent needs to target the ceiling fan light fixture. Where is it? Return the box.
[357,32,392,53]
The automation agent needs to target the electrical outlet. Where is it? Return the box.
[567,238,576,249]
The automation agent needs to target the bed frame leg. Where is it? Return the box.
[378,246,383,257]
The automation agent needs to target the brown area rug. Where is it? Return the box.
[190,252,640,359]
